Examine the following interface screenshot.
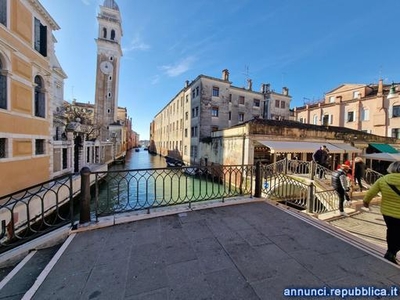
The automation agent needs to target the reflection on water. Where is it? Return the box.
[111,149,167,171]
[96,149,227,215]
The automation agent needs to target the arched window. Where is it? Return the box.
[0,58,6,109]
[34,76,45,118]
[103,27,107,39]
[111,29,115,40]
[313,114,318,125]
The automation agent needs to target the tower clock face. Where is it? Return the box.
[100,61,113,74]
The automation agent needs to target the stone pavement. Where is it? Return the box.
[25,201,400,299]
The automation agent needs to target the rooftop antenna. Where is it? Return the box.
[242,65,251,87]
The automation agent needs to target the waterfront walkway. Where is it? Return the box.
[9,199,400,299]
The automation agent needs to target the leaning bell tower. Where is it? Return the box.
[94,0,123,141]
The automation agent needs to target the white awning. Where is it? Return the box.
[255,141,345,154]
[328,143,362,153]
[362,152,400,162]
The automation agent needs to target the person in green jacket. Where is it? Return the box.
[363,161,400,265]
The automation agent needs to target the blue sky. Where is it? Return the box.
[40,0,400,140]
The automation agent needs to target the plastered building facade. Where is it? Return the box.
[150,69,291,165]
[294,79,400,139]
[0,0,66,196]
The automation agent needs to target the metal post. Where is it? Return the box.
[254,161,262,198]
[310,161,315,180]
[80,167,91,224]
[306,182,315,214]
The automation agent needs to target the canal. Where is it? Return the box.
[110,148,166,170]
[95,149,235,216]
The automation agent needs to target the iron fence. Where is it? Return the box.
[0,157,384,254]
[90,164,254,220]
[0,174,74,254]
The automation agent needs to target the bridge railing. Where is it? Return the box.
[0,174,75,254]
[88,164,254,221]
[0,158,384,254]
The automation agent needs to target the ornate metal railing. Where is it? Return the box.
[364,168,384,185]
[0,157,384,254]
[262,171,309,210]
[0,174,75,254]
[91,165,254,220]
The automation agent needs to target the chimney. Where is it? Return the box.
[377,78,383,97]
[185,80,189,88]
[261,83,270,94]
[282,87,289,96]
[247,79,252,91]
[222,69,229,81]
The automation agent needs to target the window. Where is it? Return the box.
[392,128,400,139]
[192,90,195,99]
[186,95,189,103]
[313,115,318,125]
[0,58,6,109]
[322,114,329,126]
[212,86,219,97]
[347,111,354,122]
[212,126,218,132]
[0,0,6,26]
[353,91,360,99]
[275,100,280,108]
[34,76,45,118]
[111,29,115,40]
[280,101,285,109]
[361,108,369,121]
[35,139,45,155]
[191,126,198,137]
[185,111,188,120]
[184,145,187,155]
[228,111,232,120]
[191,106,199,118]
[238,113,244,122]
[239,96,245,105]
[329,96,335,103]
[211,107,219,117]
[253,99,260,107]
[0,138,6,158]
[34,18,47,57]
[62,148,67,169]
[185,128,188,137]
[299,117,305,123]
[229,94,232,102]
[103,28,107,38]
[191,146,198,158]
[393,105,400,118]
[196,86,199,96]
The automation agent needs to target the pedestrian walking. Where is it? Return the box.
[313,145,329,179]
[354,157,366,191]
[363,161,400,265]
[331,164,351,216]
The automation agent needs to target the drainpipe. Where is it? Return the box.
[240,134,246,194]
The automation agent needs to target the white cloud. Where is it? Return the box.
[161,56,196,77]
[81,0,91,5]
[123,37,150,53]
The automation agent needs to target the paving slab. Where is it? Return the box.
[30,201,400,300]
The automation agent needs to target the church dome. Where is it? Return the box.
[103,0,119,11]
